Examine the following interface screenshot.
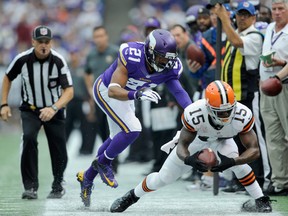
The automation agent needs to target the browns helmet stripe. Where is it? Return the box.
[214,80,228,106]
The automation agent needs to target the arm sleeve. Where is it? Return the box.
[6,56,25,81]
[166,79,192,109]
[58,58,73,88]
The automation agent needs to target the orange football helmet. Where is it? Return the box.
[205,80,236,125]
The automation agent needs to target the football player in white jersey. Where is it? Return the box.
[110,80,272,213]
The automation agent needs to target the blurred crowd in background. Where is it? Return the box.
[0,0,104,66]
[0,0,269,67]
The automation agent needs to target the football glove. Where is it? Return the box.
[210,152,235,172]
[135,88,161,104]
[184,151,208,172]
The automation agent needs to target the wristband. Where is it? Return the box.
[0,103,8,109]
[127,91,136,100]
[283,61,287,67]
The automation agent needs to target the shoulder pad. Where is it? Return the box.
[233,103,254,133]
[119,42,143,67]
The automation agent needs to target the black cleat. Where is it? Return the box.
[47,188,65,199]
[242,195,272,213]
[22,189,37,199]
[265,184,288,196]
[110,189,139,212]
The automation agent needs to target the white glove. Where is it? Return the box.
[136,88,161,104]
[160,130,181,154]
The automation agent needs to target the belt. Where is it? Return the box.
[19,102,43,113]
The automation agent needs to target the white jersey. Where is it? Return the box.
[182,99,254,143]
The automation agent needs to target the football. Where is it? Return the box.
[186,43,205,66]
[197,148,217,168]
[261,77,282,96]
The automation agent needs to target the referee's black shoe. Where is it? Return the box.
[47,188,65,199]
[22,188,37,199]
[110,189,139,212]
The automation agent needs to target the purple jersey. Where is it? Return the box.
[101,42,192,108]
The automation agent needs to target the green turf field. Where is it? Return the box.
[0,130,287,216]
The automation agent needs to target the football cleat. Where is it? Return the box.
[92,159,118,188]
[47,188,65,199]
[242,196,272,213]
[22,188,37,199]
[76,171,94,207]
[110,189,139,212]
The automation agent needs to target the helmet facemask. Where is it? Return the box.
[206,100,236,126]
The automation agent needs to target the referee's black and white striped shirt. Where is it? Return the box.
[6,48,73,108]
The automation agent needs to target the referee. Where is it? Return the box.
[0,25,73,199]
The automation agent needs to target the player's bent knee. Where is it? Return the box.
[230,164,252,179]
[159,167,178,185]
[146,172,167,189]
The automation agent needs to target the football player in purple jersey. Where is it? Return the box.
[76,29,192,207]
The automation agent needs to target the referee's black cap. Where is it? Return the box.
[32,25,53,40]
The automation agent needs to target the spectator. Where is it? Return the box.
[170,24,197,103]
[197,7,212,32]
[189,3,232,91]
[0,25,73,199]
[255,4,273,35]
[257,4,272,23]
[215,2,270,192]
[185,5,211,46]
[76,29,192,207]
[259,0,288,196]
[144,17,161,37]
[65,48,91,155]
[185,5,212,100]
[83,26,119,155]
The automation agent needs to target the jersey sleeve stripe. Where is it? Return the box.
[241,116,254,133]
[119,43,128,66]
[181,113,195,132]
